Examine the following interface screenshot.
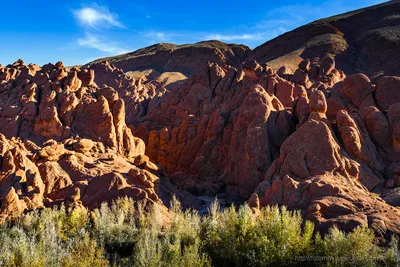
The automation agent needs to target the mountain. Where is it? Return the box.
[85,41,250,87]
[86,1,400,81]
[249,1,400,78]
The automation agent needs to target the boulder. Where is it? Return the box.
[375,76,400,111]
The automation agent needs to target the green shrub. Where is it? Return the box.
[320,226,380,267]
[0,206,105,267]
[0,197,398,267]
[131,196,210,267]
[60,234,110,267]
[201,204,316,267]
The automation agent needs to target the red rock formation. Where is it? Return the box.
[0,60,175,222]
[116,55,400,236]
[247,58,400,236]
[124,62,299,198]
[1,55,400,238]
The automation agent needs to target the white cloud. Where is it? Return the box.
[145,31,167,40]
[69,0,386,58]
[205,33,261,41]
[78,33,129,55]
[204,27,287,43]
[205,33,263,42]
[71,5,128,56]
[142,31,184,43]
[138,28,287,47]
[73,5,124,28]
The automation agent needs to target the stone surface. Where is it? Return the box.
[1,41,400,239]
[0,61,173,222]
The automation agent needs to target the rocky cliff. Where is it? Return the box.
[120,54,400,236]
[0,59,185,222]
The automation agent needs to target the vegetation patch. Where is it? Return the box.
[0,197,398,267]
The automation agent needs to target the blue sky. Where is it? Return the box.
[0,0,385,66]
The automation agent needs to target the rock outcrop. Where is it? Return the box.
[126,58,344,199]
[2,51,400,238]
[0,60,179,222]
[114,55,400,237]
[248,60,400,237]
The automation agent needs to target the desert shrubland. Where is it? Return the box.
[0,197,398,267]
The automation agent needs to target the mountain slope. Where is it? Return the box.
[249,1,400,77]
[85,2,400,80]
[86,41,250,76]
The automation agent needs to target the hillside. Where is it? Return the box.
[249,1,400,78]
[85,41,250,83]
[84,1,400,81]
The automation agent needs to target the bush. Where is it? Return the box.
[0,197,398,267]
[201,204,315,266]
[131,196,210,267]
[0,205,107,267]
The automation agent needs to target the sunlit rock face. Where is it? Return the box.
[1,53,400,238]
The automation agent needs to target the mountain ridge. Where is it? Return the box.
[85,40,250,75]
[83,1,400,80]
[250,0,400,77]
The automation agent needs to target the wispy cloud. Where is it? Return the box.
[260,0,385,31]
[137,28,287,47]
[205,33,262,41]
[228,0,385,45]
[203,1,372,44]
[78,33,129,55]
[142,31,186,44]
[144,31,168,41]
[73,5,124,28]
[66,0,386,62]
[71,4,129,56]
[204,29,286,42]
